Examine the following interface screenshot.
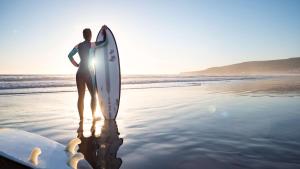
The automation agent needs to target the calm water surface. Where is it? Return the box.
[0,76,300,169]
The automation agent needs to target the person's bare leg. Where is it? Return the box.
[76,72,86,120]
[91,94,97,116]
[77,94,85,119]
[87,75,97,119]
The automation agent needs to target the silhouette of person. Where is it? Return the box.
[68,25,108,120]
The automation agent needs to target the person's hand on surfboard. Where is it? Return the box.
[101,25,107,35]
[102,25,107,29]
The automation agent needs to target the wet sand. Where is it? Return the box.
[1,76,300,169]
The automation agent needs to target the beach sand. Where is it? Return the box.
[1,76,300,169]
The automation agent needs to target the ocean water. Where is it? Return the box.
[0,75,300,169]
[0,74,265,95]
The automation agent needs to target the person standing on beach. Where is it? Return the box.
[68,25,108,120]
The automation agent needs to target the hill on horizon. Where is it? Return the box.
[182,57,300,76]
[181,57,300,75]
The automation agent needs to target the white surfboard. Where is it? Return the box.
[0,128,92,169]
[94,26,121,120]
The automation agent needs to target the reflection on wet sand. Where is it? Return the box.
[77,120,123,169]
[205,76,300,96]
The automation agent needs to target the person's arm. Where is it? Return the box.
[91,26,108,48]
[68,45,79,67]
[95,29,107,47]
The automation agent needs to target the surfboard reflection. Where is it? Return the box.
[77,120,123,169]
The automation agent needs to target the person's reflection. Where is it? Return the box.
[77,119,123,169]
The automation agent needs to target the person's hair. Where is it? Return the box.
[83,28,92,41]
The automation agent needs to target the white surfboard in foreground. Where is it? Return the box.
[0,128,92,169]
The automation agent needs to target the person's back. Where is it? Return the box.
[67,26,108,120]
[77,41,91,71]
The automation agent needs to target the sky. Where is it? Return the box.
[0,0,300,74]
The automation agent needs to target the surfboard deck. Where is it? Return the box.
[94,26,121,120]
[0,128,79,169]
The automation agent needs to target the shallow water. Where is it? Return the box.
[1,76,300,169]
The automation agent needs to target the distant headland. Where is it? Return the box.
[182,57,300,76]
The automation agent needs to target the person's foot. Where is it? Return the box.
[79,115,84,122]
[93,116,101,121]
